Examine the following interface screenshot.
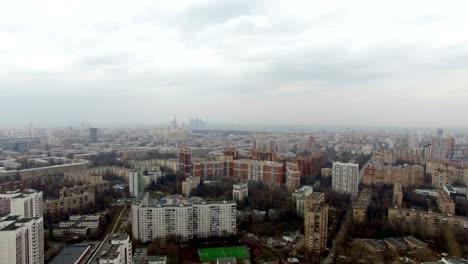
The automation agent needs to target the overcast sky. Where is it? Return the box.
[1,0,468,128]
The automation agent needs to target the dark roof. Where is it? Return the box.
[49,245,90,264]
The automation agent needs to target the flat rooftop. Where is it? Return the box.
[49,245,90,264]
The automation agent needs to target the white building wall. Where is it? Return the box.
[332,162,359,196]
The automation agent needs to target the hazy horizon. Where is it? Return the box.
[1,0,468,127]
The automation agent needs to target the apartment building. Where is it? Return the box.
[64,173,104,184]
[431,137,455,160]
[0,189,43,218]
[362,163,424,187]
[388,208,468,240]
[304,194,328,256]
[182,176,201,197]
[0,215,44,264]
[45,186,95,215]
[129,170,144,197]
[292,186,314,215]
[305,192,326,211]
[232,183,248,201]
[192,159,233,179]
[352,188,372,224]
[0,189,44,264]
[297,154,322,177]
[393,183,403,208]
[332,162,360,196]
[437,190,455,215]
[232,159,284,187]
[88,233,133,264]
[286,162,301,190]
[177,147,192,176]
[131,193,236,242]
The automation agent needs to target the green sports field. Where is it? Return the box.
[198,246,250,262]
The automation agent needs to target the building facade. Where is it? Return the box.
[297,154,322,178]
[0,190,43,218]
[0,216,44,264]
[393,183,403,208]
[0,190,44,264]
[182,176,201,197]
[431,137,455,160]
[286,162,301,190]
[232,183,248,201]
[362,163,424,187]
[232,159,284,187]
[292,186,314,215]
[388,207,468,240]
[177,147,192,176]
[129,170,144,197]
[89,128,98,143]
[332,162,360,196]
[88,233,133,264]
[352,188,372,224]
[304,195,328,256]
[131,193,236,242]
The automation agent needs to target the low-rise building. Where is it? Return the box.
[443,185,467,200]
[232,183,248,201]
[133,248,167,264]
[52,214,101,238]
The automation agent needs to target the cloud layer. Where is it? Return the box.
[1,0,468,127]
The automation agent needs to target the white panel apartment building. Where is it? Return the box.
[0,189,43,218]
[132,193,236,242]
[0,190,44,264]
[332,162,360,196]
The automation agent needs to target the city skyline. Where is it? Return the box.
[1,0,468,127]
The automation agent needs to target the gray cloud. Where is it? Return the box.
[0,0,467,128]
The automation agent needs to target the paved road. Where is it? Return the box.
[322,210,352,264]
[111,204,127,234]
[323,160,372,263]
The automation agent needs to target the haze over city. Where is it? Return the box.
[1,0,468,128]
[4,2,468,263]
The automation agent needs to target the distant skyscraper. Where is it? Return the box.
[408,132,418,148]
[437,128,444,138]
[431,137,455,160]
[332,162,360,196]
[89,127,98,143]
[188,116,207,129]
